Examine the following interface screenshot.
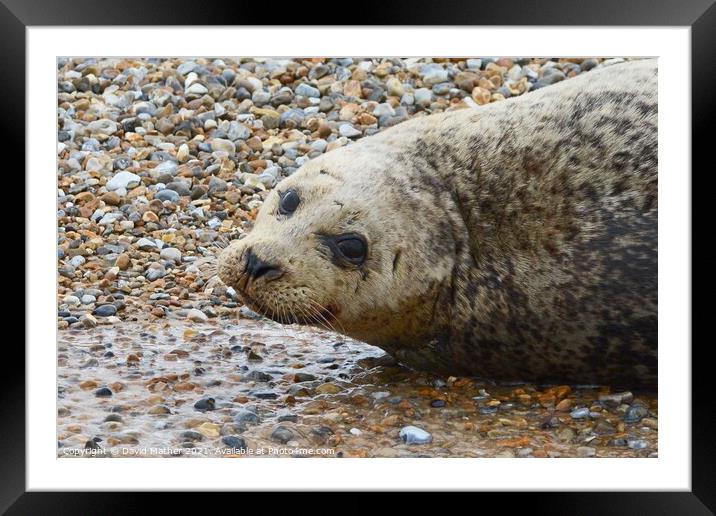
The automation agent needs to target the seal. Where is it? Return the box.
[219,59,658,388]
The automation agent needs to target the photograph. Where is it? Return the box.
[56,55,659,459]
[8,8,707,507]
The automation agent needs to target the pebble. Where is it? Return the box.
[315,382,343,394]
[197,422,221,438]
[115,254,130,270]
[106,171,141,191]
[193,398,216,411]
[211,138,236,154]
[517,447,534,457]
[222,436,247,450]
[386,78,404,97]
[422,69,448,86]
[149,404,171,415]
[160,247,182,264]
[399,425,433,445]
[136,238,157,250]
[339,124,361,138]
[570,407,591,419]
[271,426,294,444]
[641,417,658,430]
[235,409,260,425]
[624,404,649,423]
[177,143,190,162]
[150,161,177,178]
[577,446,596,457]
[69,256,86,268]
[186,83,208,95]
[155,189,180,203]
[592,420,617,435]
[186,309,208,323]
[598,391,633,407]
[627,439,648,450]
[208,176,227,193]
[145,266,166,281]
[414,88,433,107]
[93,304,117,317]
[63,295,80,306]
[228,122,251,141]
[87,119,118,135]
[181,430,204,442]
[166,182,192,197]
[295,83,320,98]
[556,427,575,442]
[95,387,112,397]
[81,314,97,328]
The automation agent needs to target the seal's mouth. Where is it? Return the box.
[219,243,342,331]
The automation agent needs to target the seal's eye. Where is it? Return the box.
[279,189,300,215]
[320,233,368,267]
[336,237,366,262]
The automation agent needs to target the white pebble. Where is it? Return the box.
[186,309,208,323]
[106,171,141,192]
[399,425,433,445]
[160,247,182,264]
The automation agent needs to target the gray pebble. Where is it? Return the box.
[235,408,260,425]
[295,83,320,98]
[159,247,182,263]
[222,436,247,449]
[627,439,648,450]
[155,189,180,203]
[570,407,591,419]
[81,294,96,305]
[193,397,216,412]
[93,304,117,317]
[271,425,294,444]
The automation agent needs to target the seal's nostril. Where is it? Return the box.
[245,248,283,282]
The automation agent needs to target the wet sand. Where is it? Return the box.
[58,318,657,458]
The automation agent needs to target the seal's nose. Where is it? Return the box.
[245,248,283,282]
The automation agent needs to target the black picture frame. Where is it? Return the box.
[6,0,713,512]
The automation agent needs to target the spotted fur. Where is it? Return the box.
[219,59,658,389]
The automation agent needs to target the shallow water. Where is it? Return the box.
[57,318,657,458]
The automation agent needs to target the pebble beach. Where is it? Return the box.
[57,56,656,458]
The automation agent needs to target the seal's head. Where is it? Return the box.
[217,144,455,346]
